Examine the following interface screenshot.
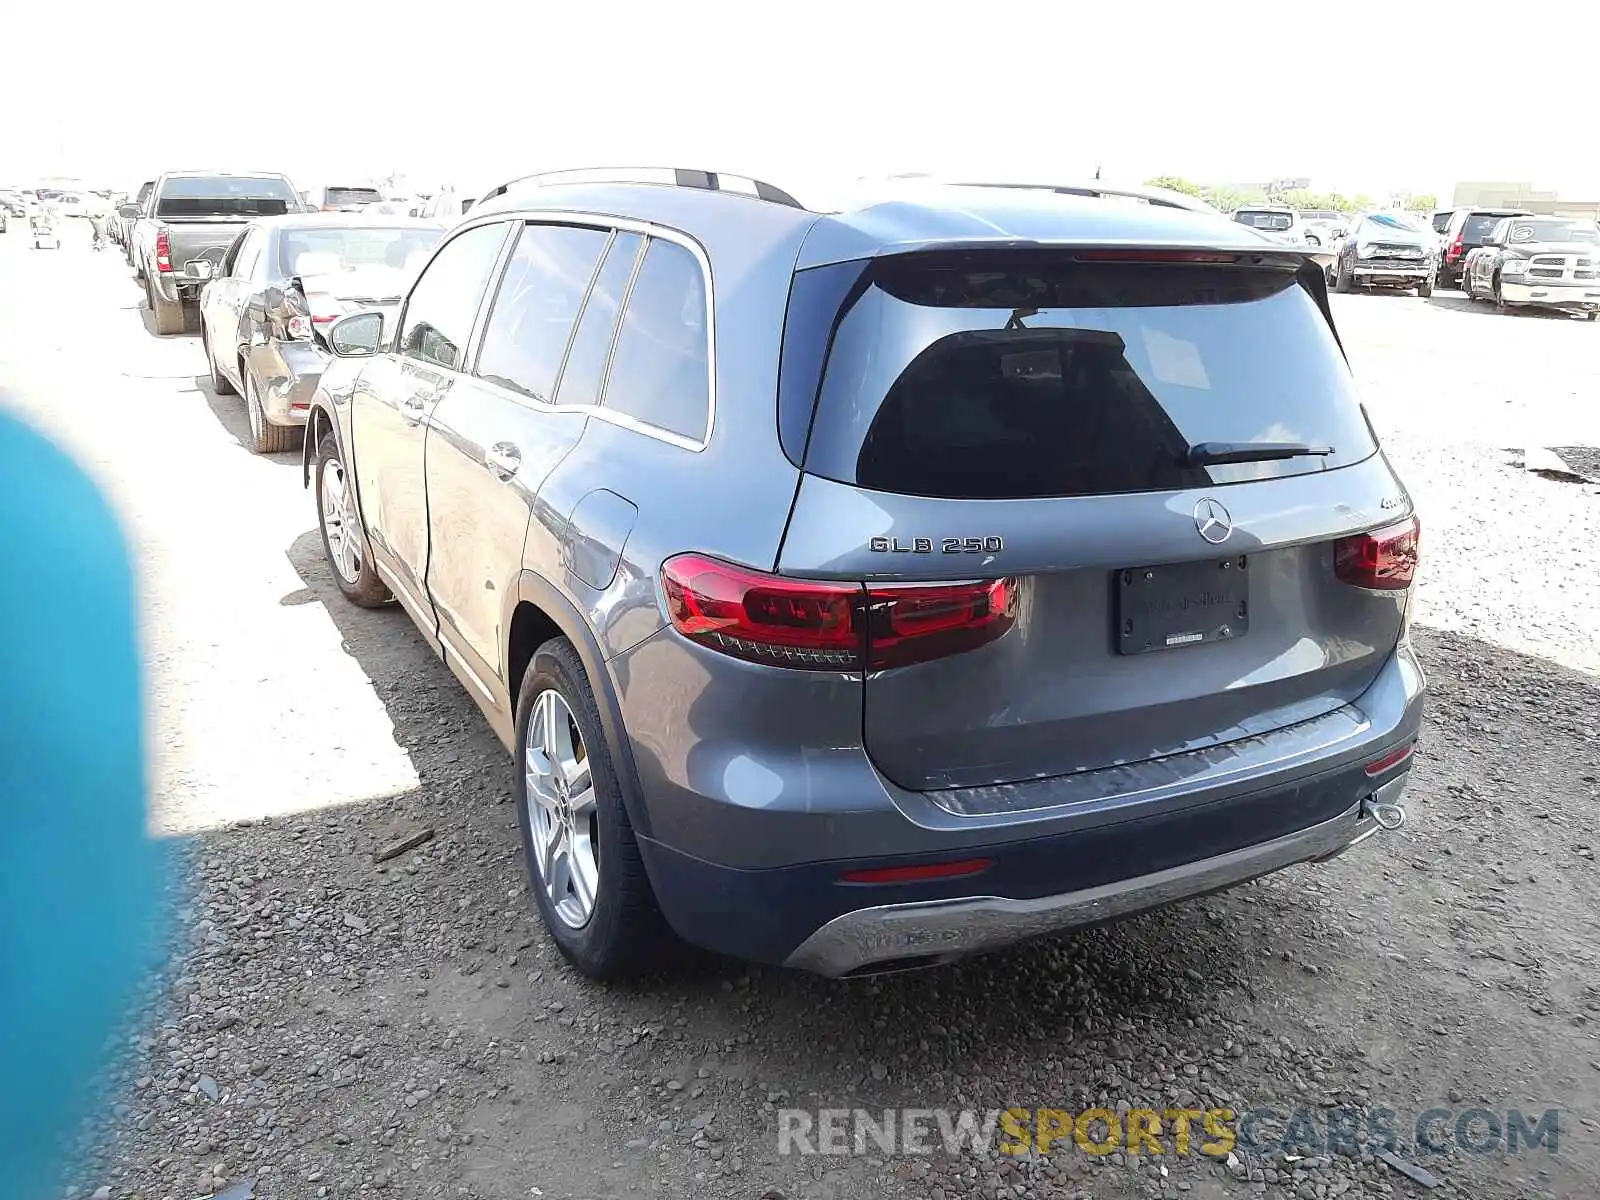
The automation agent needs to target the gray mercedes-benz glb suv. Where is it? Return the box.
[304,168,1425,979]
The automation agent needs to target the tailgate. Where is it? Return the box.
[164,223,248,269]
[774,249,1414,793]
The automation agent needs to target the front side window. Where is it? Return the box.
[397,223,509,372]
[601,238,711,442]
[475,223,609,403]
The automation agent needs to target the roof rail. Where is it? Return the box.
[477,167,806,210]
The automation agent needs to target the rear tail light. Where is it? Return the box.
[155,230,171,273]
[660,554,1017,672]
[1334,516,1421,591]
[1447,235,1464,262]
[304,291,349,329]
[282,287,313,340]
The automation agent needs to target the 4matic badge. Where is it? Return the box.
[869,536,1005,555]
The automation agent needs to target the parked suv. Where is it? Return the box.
[1437,206,1532,288]
[304,168,1426,979]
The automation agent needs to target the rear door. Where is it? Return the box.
[776,250,1411,792]
[422,220,614,715]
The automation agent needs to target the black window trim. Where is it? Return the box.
[456,209,716,453]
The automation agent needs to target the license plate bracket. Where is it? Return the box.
[1116,556,1249,655]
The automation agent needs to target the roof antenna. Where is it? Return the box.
[1094,164,1102,180]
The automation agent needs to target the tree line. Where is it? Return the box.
[1145,177,1437,215]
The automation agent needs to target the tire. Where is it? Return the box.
[1587,311,1599,322]
[1417,276,1433,298]
[243,368,297,454]
[514,636,671,980]
[313,430,389,606]
[1493,276,1508,312]
[146,275,184,335]
[1334,255,1353,293]
[203,328,236,395]
[181,302,202,334]
[1461,273,1476,301]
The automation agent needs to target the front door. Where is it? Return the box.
[423,221,616,719]
[350,220,512,618]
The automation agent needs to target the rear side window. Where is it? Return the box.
[797,252,1376,500]
[397,223,509,372]
[556,233,642,409]
[601,239,711,442]
[1431,212,1451,233]
[475,223,609,403]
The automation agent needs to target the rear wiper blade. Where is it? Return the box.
[1184,441,1334,467]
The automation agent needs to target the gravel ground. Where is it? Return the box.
[4,229,1600,1200]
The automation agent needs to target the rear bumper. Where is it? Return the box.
[631,642,1426,971]
[257,342,326,426]
[1499,279,1600,308]
[785,783,1401,976]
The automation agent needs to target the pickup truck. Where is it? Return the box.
[1461,215,1600,318]
[129,172,305,335]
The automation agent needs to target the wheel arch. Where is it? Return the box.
[508,571,655,840]
[301,399,340,488]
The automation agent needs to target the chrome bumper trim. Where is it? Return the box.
[785,792,1401,977]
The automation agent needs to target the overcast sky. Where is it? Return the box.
[7,1,1597,205]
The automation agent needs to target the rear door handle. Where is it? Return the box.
[486,442,521,478]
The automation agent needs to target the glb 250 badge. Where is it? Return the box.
[869,536,1005,554]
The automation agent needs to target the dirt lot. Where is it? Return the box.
[4,225,1600,1200]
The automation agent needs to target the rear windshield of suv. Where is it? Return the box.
[155,176,299,219]
[795,253,1376,500]
[1233,210,1293,231]
[322,187,383,207]
[1461,213,1510,242]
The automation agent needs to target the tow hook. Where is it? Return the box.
[1362,796,1406,831]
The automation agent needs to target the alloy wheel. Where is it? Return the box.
[523,689,599,929]
[319,454,363,585]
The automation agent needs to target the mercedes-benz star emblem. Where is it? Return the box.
[1193,498,1234,544]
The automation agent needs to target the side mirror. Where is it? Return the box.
[183,259,215,281]
[263,285,285,311]
[117,204,140,219]
[328,311,385,358]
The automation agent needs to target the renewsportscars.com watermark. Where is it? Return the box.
[777,1106,1562,1159]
